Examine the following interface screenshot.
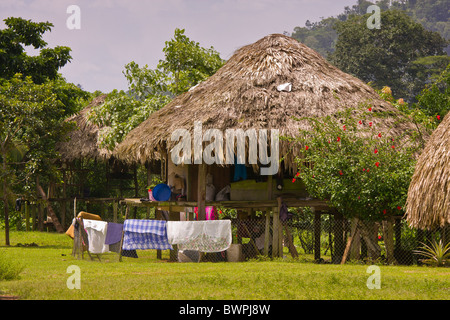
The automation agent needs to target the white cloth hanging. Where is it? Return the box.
[167,220,232,253]
[83,219,109,254]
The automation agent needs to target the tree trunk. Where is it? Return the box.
[360,221,381,261]
[36,183,64,233]
[341,217,359,264]
[2,146,10,246]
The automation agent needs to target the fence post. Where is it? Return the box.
[313,208,321,261]
[264,209,271,256]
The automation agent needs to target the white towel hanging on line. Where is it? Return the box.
[167,220,232,253]
[83,219,109,254]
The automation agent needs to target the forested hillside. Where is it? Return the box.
[290,0,449,58]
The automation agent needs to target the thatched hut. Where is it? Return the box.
[57,94,111,162]
[115,34,418,167]
[115,33,419,185]
[406,113,450,230]
[114,34,423,260]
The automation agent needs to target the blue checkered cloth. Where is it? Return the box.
[122,219,172,250]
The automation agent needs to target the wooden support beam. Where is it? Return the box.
[113,200,118,223]
[272,196,284,258]
[197,164,207,221]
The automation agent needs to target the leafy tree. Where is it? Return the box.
[159,28,225,96]
[0,75,87,244]
[89,28,225,150]
[329,9,448,102]
[291,17,339,58]
[392,0,450,54]
[414,62,450,118]
[88,90,171,151]
[0,17,72,84]
[0,17,89,244]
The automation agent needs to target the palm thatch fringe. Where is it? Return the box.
[406,112,450,230]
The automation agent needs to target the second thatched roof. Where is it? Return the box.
[56,94,112,162]
[405,113,450,230]
[114,34,422,172]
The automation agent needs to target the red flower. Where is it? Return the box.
[378,133,382,138]
[378,235,382,240]
[358,120,363,125]
[363,168,366,172]
[296,172,300,177]
[375,162,380,167]
[397,206,402,210]
[292,178,296,183]
[339,170,343,176]
[368,107,372,112]
[437,115,441,121]
[369,122,373,127]
[367,169,370,173]
[337,136,341,142]
[374,149,378,154]
[343,125,346,131]
[383,209,387,215]
[305,145,309,151]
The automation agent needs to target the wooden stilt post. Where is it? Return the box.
[278,208,283,256]
[197,164,207,221]
[156,210,162,260]
[146,163,152,219]
[273,196,283,258]
[113,200,118,223]
[265,175,273,257]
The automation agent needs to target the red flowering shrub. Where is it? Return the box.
[290,107,420,221]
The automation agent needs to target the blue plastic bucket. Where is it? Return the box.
[152,183,171,201]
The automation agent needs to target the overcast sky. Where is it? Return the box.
[0,0,357,93]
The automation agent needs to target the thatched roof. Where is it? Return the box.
[56,94,112,162]
[114,34,421,172]
[405,113,450,230]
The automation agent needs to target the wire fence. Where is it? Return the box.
[58,203,450,265]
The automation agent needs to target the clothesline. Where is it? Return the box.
[78,218,233,260]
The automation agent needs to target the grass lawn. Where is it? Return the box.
[0,230,449,300]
